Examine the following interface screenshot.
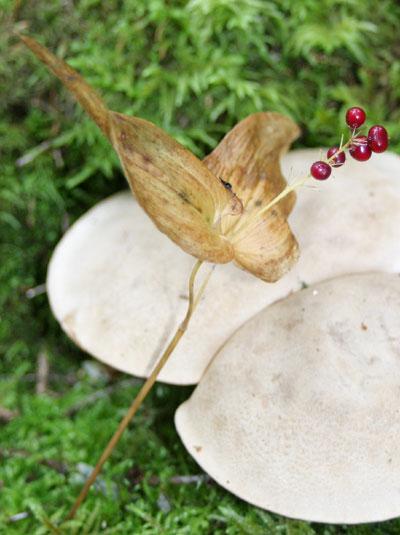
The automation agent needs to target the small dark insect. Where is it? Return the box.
[220,177,232,190]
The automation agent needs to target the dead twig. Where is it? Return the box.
[25,283,47,299]
[52,149,64,168]
[36,349,50,395]
[170,474,211,485]
[16,140,51,167]
[8,512,30,523]
[127,470,212,487]
[0,371,77,385]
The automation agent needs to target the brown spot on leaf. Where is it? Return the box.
[119,131,133,152]
[178,191,190,204]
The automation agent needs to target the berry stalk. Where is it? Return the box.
[229,107,389,242]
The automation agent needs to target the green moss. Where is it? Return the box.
[1,0,400,532]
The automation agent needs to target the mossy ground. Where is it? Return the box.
[1,0,400,532]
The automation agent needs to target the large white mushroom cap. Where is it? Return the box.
[175,272,400,524]
[47,149,400,384]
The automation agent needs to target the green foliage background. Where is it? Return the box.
[1,0,399,532]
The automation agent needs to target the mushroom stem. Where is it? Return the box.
[67,259,206,519]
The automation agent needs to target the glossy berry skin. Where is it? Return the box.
[311,161,332,180]
[346,107,366,129]
[327,146,346,167]
[368,125,389,153]
[350,135,372,162]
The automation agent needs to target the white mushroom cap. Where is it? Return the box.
[46,192,273,384]
[175,272,400,524]
[47,149,400,384]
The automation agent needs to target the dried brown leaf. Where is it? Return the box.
[204,113,300,281]
[21,35,299,281]
[20,35,241,264]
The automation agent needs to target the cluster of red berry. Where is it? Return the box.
[310,107,389,180]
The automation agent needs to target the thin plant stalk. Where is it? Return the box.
[229,136,354,242]
[67,259,206,519]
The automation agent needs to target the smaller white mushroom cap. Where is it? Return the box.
[175,272,400,524]
[283,149,400,275]
[47,150,400,384]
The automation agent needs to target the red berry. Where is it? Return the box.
[349,135,372,162]
[346,107,366,129]
[327,146,346,167]
[311,161,332,180]
[368,125,389,153]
